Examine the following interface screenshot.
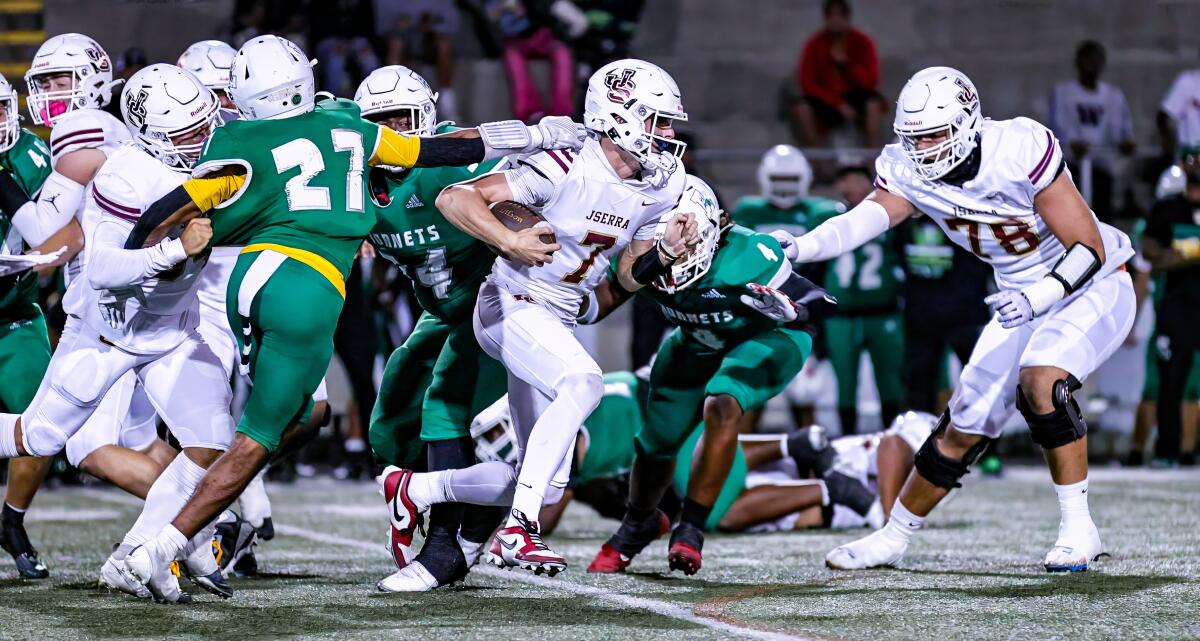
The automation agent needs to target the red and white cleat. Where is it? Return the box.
[377,466,426,570]
[486,510,566,577]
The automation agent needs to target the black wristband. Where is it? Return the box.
[125,185,192,249]
[415,137,485,168]
[0,170,30,216]
[632,245,671,285]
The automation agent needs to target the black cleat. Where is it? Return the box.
[214,514,258,578]
[257,516,275,541]
[233,548,259,577]
[1,511,48,579]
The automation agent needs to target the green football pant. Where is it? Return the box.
[229,251,343,453]
[637,326,812,459]
[0,309,50,412]
[823,312,904,409]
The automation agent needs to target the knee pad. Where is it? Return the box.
[1017,374,1087,449]
[22,417,69,457]
[558,371,604,413]
[913,411,992,490]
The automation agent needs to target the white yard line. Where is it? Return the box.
[277,523,813,641]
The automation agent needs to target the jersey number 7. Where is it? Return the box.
[561,231,617,284]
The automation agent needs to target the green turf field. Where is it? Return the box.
[3,466,1198,641]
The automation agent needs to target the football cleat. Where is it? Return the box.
[377,562,441,593]
[486,510,565,576]
[147,560,192,605]
[99,555,152,599]
[825,528,908,570]
[588,509,670,574]
[1043,521,1103,573]
[1,516,49,579]
[378,467,427,570]
[182,540,234,599]
[459,534,487,568]
[214,513,259,578]
[258,516,276,541]
[667,521,704,576]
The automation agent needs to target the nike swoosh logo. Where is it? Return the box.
[499,536,519,550]
[642,200,656,206]
[519,482,533,490]
[390,496,410,527]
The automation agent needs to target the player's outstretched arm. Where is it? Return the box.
[578,273,634,324]
[436,172,560,266]
[774,188,914,264]
[374,117,586,169]
[124,169,246,249]
[91,218,209,289]
[1,148,102,248]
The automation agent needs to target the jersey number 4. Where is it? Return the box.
[945,218,1039,257]
[271,130,365,213]
[561,231,618,285]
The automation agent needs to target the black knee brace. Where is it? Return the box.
[913,410,991,489]
[1017,374,1087,449]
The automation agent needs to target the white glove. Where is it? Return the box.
[0,246,67,277]
[478,117,587,160]
[531,115,587,152]
[985,278,1066,329]
[97,292,129,329]
[769,230,799,262]
[740,283,799,322]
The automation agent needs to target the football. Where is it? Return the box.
[487,200,557,257]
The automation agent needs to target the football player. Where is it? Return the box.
[774,67,1135,572]
[384,58,696,577]
[580,175,835,575]
[0,71,79,579]
[115,35,585,592]
[178,40,237,117]
[357,65,509,591]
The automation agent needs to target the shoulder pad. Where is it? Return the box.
[515,148,576,182]
[1002,117,1063,193]
[873,144,908,193]
[50,109,128,164]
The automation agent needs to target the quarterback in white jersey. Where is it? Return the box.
[386,58,693,577]
[0,64,236,602]
[775,67,1135,573]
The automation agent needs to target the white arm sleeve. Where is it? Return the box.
[10,171,84,246]
[790,199,891,263]
[87,218,188,290]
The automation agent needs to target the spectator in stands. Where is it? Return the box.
[791,0,885,148]
[1158,59,1200,163]
[309,0,381,96]
[484,0,575,123]
[232,0,310,49]
[1047,41,1135,222]
[376,0,462,123]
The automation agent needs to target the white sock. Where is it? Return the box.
[445,461,517,506]
[344,438,366,453]
[149,525,190,565]
[0,413,20,458]
[881,500,925,543]
[777,434,789,459]
[509,391,594,525]
[1054,478,1091,528]
[238,467,272,528]
[121,455,207,550]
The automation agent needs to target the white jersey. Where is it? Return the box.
[50,108,132,308]
[874,117,1134,291]
[1047,80,1133,159]
[1161,69,1200,148]
[76,144,206,354]
[493,138,686,320]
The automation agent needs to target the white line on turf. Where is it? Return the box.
[277,523,812,641]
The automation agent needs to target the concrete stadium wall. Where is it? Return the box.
[46,0,234,63]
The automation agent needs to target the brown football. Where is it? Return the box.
[487,200,557,257]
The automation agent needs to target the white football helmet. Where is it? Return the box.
[654,174,723,293]
[121,64,220,170]
[584,58,687,174]
[178,40,236,91]
[354,65,437,136]
[893,66,982,181]
[470,396,519,465]
[228,35,315,121]
[757,145,812,209]
[25,33,117,127]
[1156,164,1186,201]
[0,74,20,153]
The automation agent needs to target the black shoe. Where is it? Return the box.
[233,548,259,577]
[823,471,875,516]
[667,521,704,575]
[1,513,48,579]
[414,531,469,587]
[1121,451,1144,467]
[1180,451,1196,467]
[257,516,275,541]
[605,508,670,559]
[214,514,258,576]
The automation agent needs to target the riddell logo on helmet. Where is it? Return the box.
[604,69,636,104]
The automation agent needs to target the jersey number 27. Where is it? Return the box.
[272,130,365,213]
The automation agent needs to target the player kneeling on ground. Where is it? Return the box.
[774,67,1134,573]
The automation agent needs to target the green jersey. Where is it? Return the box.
[197,98,383,279]
[636,226,793,353]
[809,206,903,312]
[731,195,843,238]
[0,130,52,321]
[574,371,644,486]
[369,125,499,322]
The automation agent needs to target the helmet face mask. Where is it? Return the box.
[584,59,688,175]
[122,64,220,170]
[893,66,981,181]
[0,75,21,153]
[25,34,116,127]
[354,65,438,137]
[470,397,519,465]
[757,144,812,209]
[653,174,722,294]
[228,35,316,121]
